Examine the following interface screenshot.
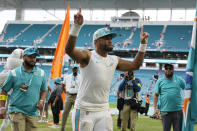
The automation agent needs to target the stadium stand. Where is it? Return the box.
[163,25,193,51]
[14,24,54,46]
[40,24,61,46]
[143,25,164,49]
[3,24,30,41]
[76,24,103,47]
[0,23,192,52]
[1,24,192,51]
[112,27,133,48]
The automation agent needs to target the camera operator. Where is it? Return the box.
[118,71,142,131]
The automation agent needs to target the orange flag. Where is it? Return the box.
[51,3,70,80]
[50,3,70,120]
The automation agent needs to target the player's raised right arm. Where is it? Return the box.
[65,8,90,67]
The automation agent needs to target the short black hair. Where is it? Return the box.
[120,73,124,77]
[154,74,159,80]
[164,64,174,69]
[73,67,78,69]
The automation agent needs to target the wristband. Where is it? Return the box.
[138,44,147,52]
[0,95,7,101]
[69,24,82,37]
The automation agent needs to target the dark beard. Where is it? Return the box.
[24,60,35,68]
[165,73,173,79]
[73,72,77,76]
[104,45,113,52]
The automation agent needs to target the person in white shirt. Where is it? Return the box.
[61,65,80,131]
[65,8,149,131]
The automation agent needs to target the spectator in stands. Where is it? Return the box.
[0,49,23,131]
[38,85,51,123]
[153,64,186,131]
[0,47,47,131]
[145,94,150,116]
[61,65,80,131]
[119,71,142,131]
[48,77,64,128]
[65,8,149,131]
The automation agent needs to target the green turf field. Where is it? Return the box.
[0,104,196,131]
[1,113,196,131]
[0,114,163,131]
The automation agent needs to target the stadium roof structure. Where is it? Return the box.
[0,0,196,10]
